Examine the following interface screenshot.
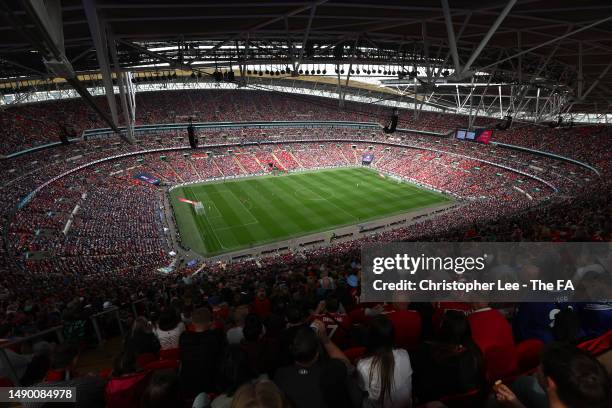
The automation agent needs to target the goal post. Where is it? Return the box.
[194,201,205,215]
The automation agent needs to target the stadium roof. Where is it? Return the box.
[1,0,612,122]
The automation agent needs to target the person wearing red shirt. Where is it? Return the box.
[468,302,517,380]
[310,297,352,349]
[385,303,422,351]
[252,287,271,318]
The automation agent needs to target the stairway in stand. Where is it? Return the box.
[233,156,248,174]
[288,151,304,168]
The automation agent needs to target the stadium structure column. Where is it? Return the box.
[83,0,125,139]
[335,64,345,109]
[108,30,136,143]
[126,72,136,135]
[441,0,461,74]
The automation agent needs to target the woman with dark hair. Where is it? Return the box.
[112,345,139,377]
[141,371,182,408]
[241,313,280,377]
[152,308,185,350]
[357,315,413,408]
[412,311,484,403]
[212,346,259,408]
[125,317,160,357]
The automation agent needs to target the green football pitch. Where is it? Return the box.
[169,167,451,256]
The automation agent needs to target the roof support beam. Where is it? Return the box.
[440,0,461,73]
[479,14,612,72]
[116,39,212,79]
[5,0,120,134]
[83,0,120,128]
[283,17,298,74]
[460,0,517,77]
[198,0,329,61]
[0,57,46,76]
[577,41,584,98]
[108,30,135,143]
[517,31,522,84]
[498,85,503,118]
[422,22,432,80]
[296,3,318,69]
[580,61,612,101]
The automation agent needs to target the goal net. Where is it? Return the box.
[194,201,205,215]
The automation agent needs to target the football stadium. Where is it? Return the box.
[0,1,610,407]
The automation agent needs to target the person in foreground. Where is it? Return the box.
[413,311,484,402]
[357,315,413,408]
[274,319,361,408]
[230,380,289,408]
[492,342,611,408]
[24,343,105,408]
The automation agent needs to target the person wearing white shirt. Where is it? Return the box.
[153,309,185,350]
[357,315,412,408]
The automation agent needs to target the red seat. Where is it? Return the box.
[99,368,112,379]
[0,377,14,387]
[159,348,180,360]
[44,369,67,382]
[515,339,544,373]
[105,371,151,408]
[343,346,366,365]
[136,353,158,368]
[501,339,544,384]
[416,388,481,408]
[143,359,180,372]
[483,345,517,382]
[438,388,482,408]
[577,330,612,356]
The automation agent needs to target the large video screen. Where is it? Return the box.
[455,128,493,144]
[475,129,493,144]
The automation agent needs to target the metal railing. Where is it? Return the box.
[0,298,150,386]
[0,326,63,386]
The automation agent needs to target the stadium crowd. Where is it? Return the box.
[0,91,610,408]
[2,89,609,168]
[2,241,610,408]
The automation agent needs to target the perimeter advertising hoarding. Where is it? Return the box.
[361,242,611,302]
